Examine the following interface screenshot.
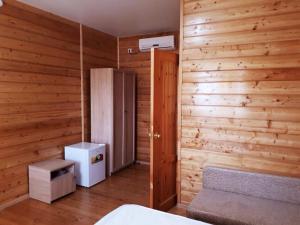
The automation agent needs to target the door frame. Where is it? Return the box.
[149,48,155,208]
[149,48,179,210]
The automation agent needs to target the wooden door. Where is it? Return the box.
[150,49,178,211]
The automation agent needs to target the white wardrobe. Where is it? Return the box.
[90,68,136,175]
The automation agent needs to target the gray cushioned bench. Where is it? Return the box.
[187,167,300,225]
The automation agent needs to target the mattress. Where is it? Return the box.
[95,204,210,225]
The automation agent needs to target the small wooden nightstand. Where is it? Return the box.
[29,159,76,204]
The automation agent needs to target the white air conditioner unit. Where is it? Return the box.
[139,35,175,52]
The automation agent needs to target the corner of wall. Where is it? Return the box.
[80,23,85,142]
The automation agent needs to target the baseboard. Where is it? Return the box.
[176,202,188,209]
[111,161,135,174]
[136,160,150,165]
[0,194,29,211]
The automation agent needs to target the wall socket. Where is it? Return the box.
[128,48,133,54]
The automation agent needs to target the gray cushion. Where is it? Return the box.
[203,167,300,204]
[187,189,300,225]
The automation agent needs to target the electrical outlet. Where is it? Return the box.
[128,48,133,54]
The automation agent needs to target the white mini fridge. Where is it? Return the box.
[64,142,106,187]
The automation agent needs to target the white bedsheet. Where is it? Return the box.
[95,204,210,225]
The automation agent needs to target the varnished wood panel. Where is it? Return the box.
[0,0,82,207]
[119,32,178,162]
[179,0,300,204]
[82,26,117,141]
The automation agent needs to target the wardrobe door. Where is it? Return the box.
[124,72,136,165]
[91,68,114,176]
[113,71,125,172]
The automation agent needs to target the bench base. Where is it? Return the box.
[187,189,300,225]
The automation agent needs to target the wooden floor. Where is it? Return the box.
[0,164,185,225]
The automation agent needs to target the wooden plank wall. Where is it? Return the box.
[119,32,178,162]
[0,0,117,207]
[82,26,117,141]
[179,0,300,204]
[0,0,81,206]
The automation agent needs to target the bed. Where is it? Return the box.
[95,204,210,225]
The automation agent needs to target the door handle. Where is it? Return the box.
[153,133,161,139]
[148,131,160,139]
